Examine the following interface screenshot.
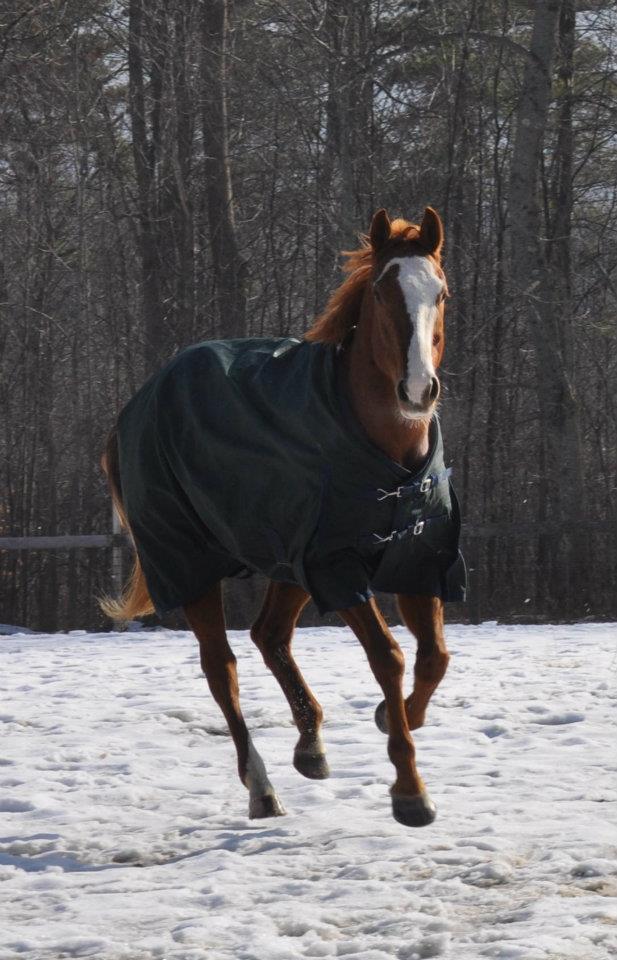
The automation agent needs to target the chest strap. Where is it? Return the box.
[361,511,449,548]
[372,518,426,545]
[375,467,452,502]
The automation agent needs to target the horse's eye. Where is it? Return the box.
[432,333,442,347]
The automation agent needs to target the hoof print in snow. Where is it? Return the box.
[533,711,585,726]
[249,793,286,819]
[391,791,437,827]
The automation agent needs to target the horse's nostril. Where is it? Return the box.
[420,378,440,407]
[397,380,409,403]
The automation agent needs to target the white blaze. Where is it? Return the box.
[378,256,442,406]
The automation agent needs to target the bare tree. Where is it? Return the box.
[1,0,616,630]
[201,0,247,336]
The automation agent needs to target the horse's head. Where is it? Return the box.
[368,207,447,421]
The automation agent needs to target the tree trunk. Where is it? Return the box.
[128,0,166,371]
[548,0,575,378]
[201,0,246,338]
[315,0,374,310]
[507,0,585,610]
[315,0,344,308]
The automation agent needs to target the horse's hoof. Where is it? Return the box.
[249,793,286,819]
[294,751,330,780]
[391,791,436,827]
[375,700,388,734]
[375,699,424,732]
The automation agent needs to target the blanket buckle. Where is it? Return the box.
[376,487,401,501]
[373,530,396,544]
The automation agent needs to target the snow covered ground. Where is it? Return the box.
[0,621,616,960]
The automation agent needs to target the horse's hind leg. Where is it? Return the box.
[374,596,449,734]
[184,584,285,819]
[251,582,329,780]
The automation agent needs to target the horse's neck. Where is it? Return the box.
[341,313,430,471]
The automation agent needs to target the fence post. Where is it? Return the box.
[467,535,482,626]
[111,505,124,610]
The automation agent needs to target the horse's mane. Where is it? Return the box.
[305,218,421,344]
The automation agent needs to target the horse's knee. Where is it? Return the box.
[370,640,405,685]
[415,648,449,683]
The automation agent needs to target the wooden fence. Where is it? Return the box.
[0,519,610,628]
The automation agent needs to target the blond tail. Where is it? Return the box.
[99,429,155,622]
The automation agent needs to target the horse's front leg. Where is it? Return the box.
[339,598,436,827]
[375,595,449,734]
[251,581,329,779]
[184,584,285,819]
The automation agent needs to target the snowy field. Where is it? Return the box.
[0,621,616,960]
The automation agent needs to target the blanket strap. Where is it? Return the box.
[375,467,452,502]
[364,512,449,548]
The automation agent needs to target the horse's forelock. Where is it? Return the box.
[305,219,441,345]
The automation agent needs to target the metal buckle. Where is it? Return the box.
[413,520,425,536]
[376,487,401,501]
[373,531,395,544]
[420,478,432,494]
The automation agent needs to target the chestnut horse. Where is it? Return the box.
[102,207,453,828]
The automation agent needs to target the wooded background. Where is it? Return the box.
[1,0,616,632]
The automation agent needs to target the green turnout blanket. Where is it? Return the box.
[117,337,466,615]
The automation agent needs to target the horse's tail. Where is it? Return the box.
[99,428,155,622]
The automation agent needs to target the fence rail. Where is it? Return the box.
[0,535,128,550]
[0,523,611,628]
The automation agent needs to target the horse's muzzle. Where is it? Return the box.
[397,376,440,415]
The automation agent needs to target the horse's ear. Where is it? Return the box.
[418,207,444,257]
[369,209,391,252]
